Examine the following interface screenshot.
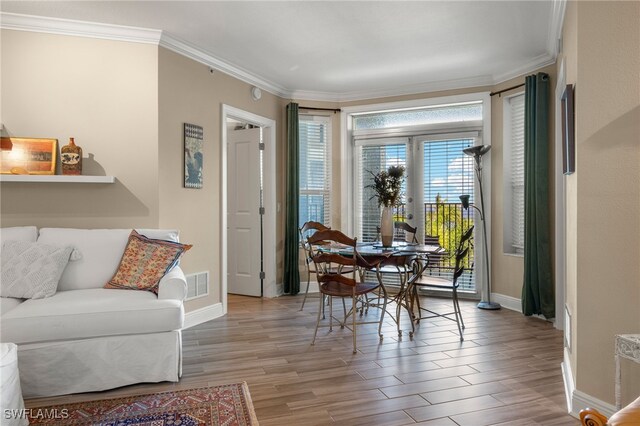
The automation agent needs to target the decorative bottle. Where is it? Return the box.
[61,137,82,175]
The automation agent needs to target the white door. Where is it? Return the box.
[227,127,262,296]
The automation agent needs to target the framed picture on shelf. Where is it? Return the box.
[0,137,57,175]
[561,84,575,175]
[184,123,203,189]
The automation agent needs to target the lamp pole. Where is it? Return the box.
[462,145,500,310]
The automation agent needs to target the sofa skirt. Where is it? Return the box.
[17,330,182,398]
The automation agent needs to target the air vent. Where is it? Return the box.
[186,271,209,300]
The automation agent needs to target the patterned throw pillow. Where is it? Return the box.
[105,230,191,293]
[1,240,74,299]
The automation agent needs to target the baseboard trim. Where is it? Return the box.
[561,348,616,419]
[491,293,522,312]
[561,348,576,416]
[572,390,616,420]
[183,302,224,329]
[491,292,549,321]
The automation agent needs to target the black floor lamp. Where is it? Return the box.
[460,145,501,310]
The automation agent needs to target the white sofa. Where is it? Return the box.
[0,226,187,398]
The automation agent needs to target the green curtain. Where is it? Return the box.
[522,73,554,318]
[284,103,300,295]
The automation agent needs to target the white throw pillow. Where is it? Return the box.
[1,241,73,299]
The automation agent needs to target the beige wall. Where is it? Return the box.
[559,0,579,391]
[573,1,640,405]
[157,48,284,311]
[1,30,159,228]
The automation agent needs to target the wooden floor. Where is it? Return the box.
[27,293,579,425]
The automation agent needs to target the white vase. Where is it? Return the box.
[380,206,394,247]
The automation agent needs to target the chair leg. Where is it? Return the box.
[311,291,323,346]
[341,297,347,328]
[378,285,388,341]
[352,294,357,354]
[300,269,311,311]
[455,291,465,330]
[329,296,333,332]
[452,289,464,341]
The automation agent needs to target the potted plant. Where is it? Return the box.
[366,165,405,247]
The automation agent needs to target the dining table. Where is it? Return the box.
[314,240,445,338]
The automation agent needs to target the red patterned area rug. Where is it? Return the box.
[28,382,259,426]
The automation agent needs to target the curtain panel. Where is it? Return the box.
[284,103,300,294]
[522,73,554,318]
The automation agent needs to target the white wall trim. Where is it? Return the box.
[491,293,522,313]
[1,11,563,103]
[561,346,616,419]
[158,33,289,98]
[0,12,162,44]
[265,282,285,298]
[562,348,576,415]
[491,293,550,323]
[548,0,567,58]
[183,303,224,329]
[572,390,616,420]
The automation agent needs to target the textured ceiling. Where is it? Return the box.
[1,1,562,101]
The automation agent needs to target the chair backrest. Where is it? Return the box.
[299,221,331,265]
[394,221,418,243]
[308,229,358,287]
[451,226,474,288]
[375,221,418,243]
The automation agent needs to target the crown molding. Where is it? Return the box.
[548,0,567,58]
[0,12,161,44]
[291,75,494,103]
[158,33,290,99]
[1,11,563,103]
[492,52,556,85]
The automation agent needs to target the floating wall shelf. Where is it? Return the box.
[0,175,115,183]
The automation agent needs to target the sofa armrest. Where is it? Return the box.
[157,267,188,301]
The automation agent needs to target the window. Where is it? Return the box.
[355,139,407,242]
[345,94,491,297]
[299,116,331,228]
[503,93,525,254]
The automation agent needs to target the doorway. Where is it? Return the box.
[221,105,276,312]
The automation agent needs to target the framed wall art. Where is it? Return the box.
[0,137,58,175]
[561,84,575,175]
[184,123,203,189]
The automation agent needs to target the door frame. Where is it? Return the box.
[221,104,276,313]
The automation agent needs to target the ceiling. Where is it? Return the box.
[0,1,564,102]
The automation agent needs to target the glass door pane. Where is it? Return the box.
[418,135,477,292]
[355,138,408,242]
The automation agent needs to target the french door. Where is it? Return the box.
[355,132,479,292]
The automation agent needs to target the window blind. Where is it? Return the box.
[299,117,331,228]
[355,142,406,242]
[509,94,525,253]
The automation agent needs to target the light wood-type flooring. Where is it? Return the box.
[27,293,579,425]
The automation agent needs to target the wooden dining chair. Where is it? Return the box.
[308,229,388,353]
[299,221,330,311]
[408,225,474,341]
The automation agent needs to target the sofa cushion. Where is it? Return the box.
[0,288,183,344]
[1,226,38,243]
[105,230,191,294]
[37,228,179,291]
[0,297,23,315]
[1,241,73,299]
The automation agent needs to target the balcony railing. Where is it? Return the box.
[393,202,475,291]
